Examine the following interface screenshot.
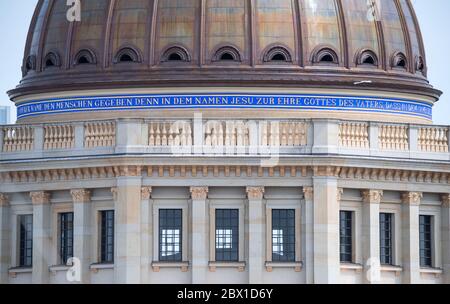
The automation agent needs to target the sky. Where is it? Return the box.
[0,0,449,125]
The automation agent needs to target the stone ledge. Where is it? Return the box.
[340,263,363,273]
[90,263,114,273]
[49,265,71,276]
[420,267,443,278]
[265,261,303,272]
[151,261,189,272]
[380,265,403,277]
[8,267,32,278]
[208,261,246,272]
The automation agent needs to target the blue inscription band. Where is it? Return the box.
[17,93,432,120]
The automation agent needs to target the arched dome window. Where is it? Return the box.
[161,46,191,63]
[74,49,97,65]
[263,46,292,63]
[391,52,407,70]
[356,49,378,67]
[25,55,36,71]
[312,47,339,65]
[114,46,142,64]
[416,55,425,73]
[43,51,61,69]
[212,46,241,62]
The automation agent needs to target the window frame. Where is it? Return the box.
[339,210,354,263]
[18,214,33,268]
[58,212,74,265]
[214,209,240,262]
[265,203,301,264]
[99,210,115,264]
[379,213,394,266]
[419,214,434,268]
[158,209,183,262]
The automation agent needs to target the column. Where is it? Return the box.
[401,192,422,284]
[0,194,10,284]
[71,189,92,284]
[312,167,340,284]
[190,187,209,284]
[114,167,142,284]
[31,191,51,284]
[302,187,314,284]
[442,194,450,284]
[247,187,265,284]
[140,187,152,284]
[361,190,383,284]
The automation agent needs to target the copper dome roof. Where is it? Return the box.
[9,0,441,100]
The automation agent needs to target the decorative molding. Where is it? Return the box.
[313,166,341,177]
[362,190,383,204]
[70,189,91,203]
[0,193,9,207]
[303,187,314,201]
[119,165,142,177]
[190,187,209,200]
[401,192,423,206]
[30,191,51,205]
[246,186,265,200]
[141,187,153,200]
[442,194,450,208]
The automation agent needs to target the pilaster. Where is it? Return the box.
[0,193,10,284]
[30,191,51,284]
[401,191,422,284]
[247,186,265,284]
[140,186,153,284]
[361,190,383,283]
[71,189,92,284]
[302,187,314,284]
[114,173,142,284]
[190,186,209,284]
[312,167,340,283]
[442,194,450,284]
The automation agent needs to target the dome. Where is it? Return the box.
[8,0,442,123]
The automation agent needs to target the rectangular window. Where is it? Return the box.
[19,215,33,267]
[340,211,353,263]
[272,209,295,262]
[419,215,433,268]
[100,210,114,264]
[59,212,74,265]
[159,209,182,262]
[380,213,393,265]
[215,209,239,262]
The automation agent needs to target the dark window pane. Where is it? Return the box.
[380,213,393,265]
[19,215,33,267]
[59,212,74,265]
[100,210,114,263]
[272,209,296,262]
[340,211,353,263]
[215,209,239,262]
[419,215,433,268]
[159,209,182,262]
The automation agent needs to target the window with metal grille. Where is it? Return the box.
[380,213,393,265]
[159,209,182,262]
[19,215,33,267]
[59,212,74,265]
[419,215,433,268]
[340,211,353,263]
[272,209,295,262]
[100,210,114,264]
[215,209,239,262]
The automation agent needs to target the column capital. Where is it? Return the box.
[303,187,314,201]
[337,188,344,202]
[70,189,91,204]
[0,193,9,207]
[30,191,51,206]
[402,192,423,206]
[362,190,383,204]
[246,186,265,200]
[190,187,209,200]
[441,194,450,208]
[141,187,153,200]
